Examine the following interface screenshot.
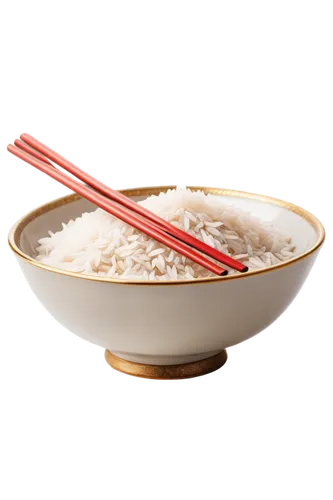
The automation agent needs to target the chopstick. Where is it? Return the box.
[19,134,248,273]
[7,144,228,277]
[14,139,54,166]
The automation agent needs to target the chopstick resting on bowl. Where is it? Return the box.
[7,132,248,276]
[7,143,228,276]
[17,134,248,274]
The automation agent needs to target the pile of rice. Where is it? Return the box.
[36,188,295,281]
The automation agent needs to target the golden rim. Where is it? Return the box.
[8,185,326,286]
[104,350,228,379]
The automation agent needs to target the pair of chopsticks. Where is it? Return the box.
[7,134,248,277]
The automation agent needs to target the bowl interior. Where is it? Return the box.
[14,187,322,265]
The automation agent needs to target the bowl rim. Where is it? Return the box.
[8,185,326,286]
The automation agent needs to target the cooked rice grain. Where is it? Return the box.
[36,187,295,281]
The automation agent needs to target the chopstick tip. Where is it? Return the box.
[220,270,228,276]
[240,266,249,273]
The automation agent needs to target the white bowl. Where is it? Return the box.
[9,186,325,379]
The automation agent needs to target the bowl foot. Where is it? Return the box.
[104,350,228,379]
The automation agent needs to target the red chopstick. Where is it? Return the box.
[13,139,51,165]
[20,134,248,273]
[8,144,227,277]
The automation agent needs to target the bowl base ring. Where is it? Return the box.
[104,350,228,379]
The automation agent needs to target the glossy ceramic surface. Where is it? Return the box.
[9,186,325,372]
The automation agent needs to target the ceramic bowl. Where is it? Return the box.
[8,186,325,379]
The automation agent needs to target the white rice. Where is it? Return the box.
[36,187,295,281]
